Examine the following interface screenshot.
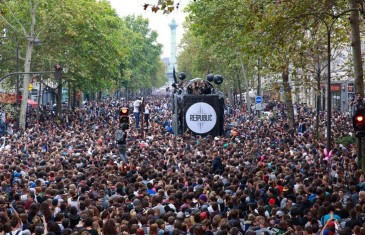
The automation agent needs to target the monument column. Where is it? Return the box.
[168,18,178,84]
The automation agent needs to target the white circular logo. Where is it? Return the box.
[186,102,217,134]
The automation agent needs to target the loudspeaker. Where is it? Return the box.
[182,95,224,136]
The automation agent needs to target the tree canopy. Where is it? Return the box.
[0,0,167,128]
[0,0,167,93]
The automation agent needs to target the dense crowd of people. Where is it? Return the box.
[0,94,363,235]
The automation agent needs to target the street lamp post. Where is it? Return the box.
[315,14,341,153]
[313,6,362,153]
[325,21,334,153]
[257,57,262,117]
[15,43,20,130]
[16,44,19,105]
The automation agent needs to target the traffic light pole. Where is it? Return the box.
[120,107,130,129]
[140,98,146,138]
[358,136,363,169]
[353,108,365,170]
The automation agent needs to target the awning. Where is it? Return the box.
[27,99,38,108]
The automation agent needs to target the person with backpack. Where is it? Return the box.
[7,217,23,235]
[115,123,128,163]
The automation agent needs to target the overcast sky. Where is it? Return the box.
[108,0,189,58]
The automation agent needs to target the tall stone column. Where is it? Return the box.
[168,18,178,85]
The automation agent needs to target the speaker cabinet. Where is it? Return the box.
[182,95,224,136]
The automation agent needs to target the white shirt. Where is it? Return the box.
[1,112,5,123]
[67,198,79,210]
[7,229,23,235]
[133,100,142,113]
[53,207,61,217]
[144,105,150,114]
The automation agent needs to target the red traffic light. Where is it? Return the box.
[54,64,62,70]
[120,107,129,129]
[354,113,365,124]
[353,110,365,132]
[120,107,129,116]
[356,115,364,122]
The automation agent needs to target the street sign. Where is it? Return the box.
[256,96,263,104]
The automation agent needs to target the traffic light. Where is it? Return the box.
[353,109,365,137]
[54,64,62,80]
[120,107,129,129]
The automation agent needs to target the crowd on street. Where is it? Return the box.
[0,94,363,235]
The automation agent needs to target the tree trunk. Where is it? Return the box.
[316,57,321,141]
[78,91,83,108]
[56,79,62,115]
[19,41,34,129]
[239,57,251,113]
[228,89,233,107]
[72,87,77,110]
[18,1,39,129]
[68,82,71,111]
[282,67,295,134]
[237,73,243,109]
[349,0,364,170]
[36,78,42,120]
[349,0,364,95]
[316,79,321,141]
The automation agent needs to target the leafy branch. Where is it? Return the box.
[143,0,179,13]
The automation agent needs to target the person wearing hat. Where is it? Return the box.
[50,198,61,217]
[200,211,208,220]
[199,194,209,208]
[115,122,128,163]
[265,198,276,214]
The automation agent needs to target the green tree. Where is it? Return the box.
[0,0,127,126]
[182,0,357,133]
[0,0,43,129]
[1,0,166,126]
[122,15,166,91]
[36,0,126,111]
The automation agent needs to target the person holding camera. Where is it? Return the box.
[115,123,128,163]
[350,92,365,111]
[6,203,30,235]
